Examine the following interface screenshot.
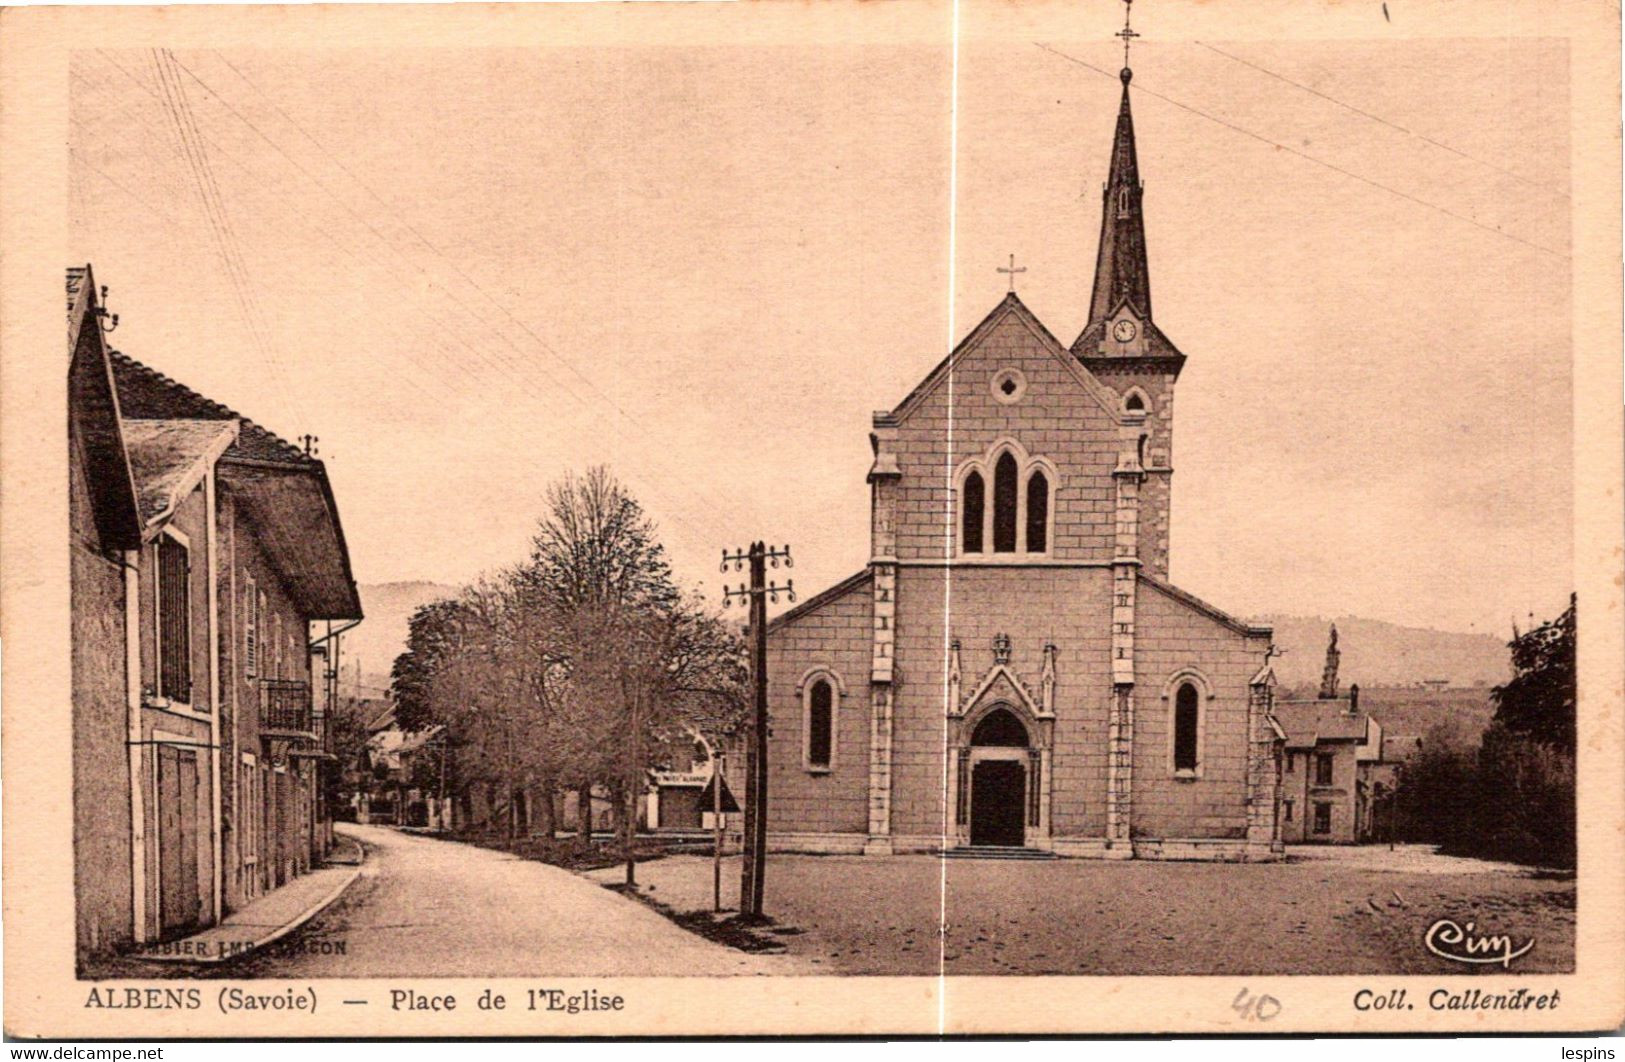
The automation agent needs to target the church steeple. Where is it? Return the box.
[1088,66,1152,327]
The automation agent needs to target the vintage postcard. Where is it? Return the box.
[2,0,1621,1039]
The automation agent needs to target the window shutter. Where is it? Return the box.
[245,576,257,677]
[158,537,191,703]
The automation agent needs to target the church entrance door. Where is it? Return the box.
[970,760,1026,847]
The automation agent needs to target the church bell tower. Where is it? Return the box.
[1072,14,1186,579]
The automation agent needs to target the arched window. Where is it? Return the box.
[806,678,834,771]
[956,440,1056,558]
[962,471,985,554]
[993,451,1019,553]
[1125,391,1145,412]
[1025,471,1048,554]
[1173,682,1200,772]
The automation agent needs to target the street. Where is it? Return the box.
[228,824,791,977]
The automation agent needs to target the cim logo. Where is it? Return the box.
[1424,918,1534,968]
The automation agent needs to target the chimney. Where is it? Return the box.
[1347,683,1360,716]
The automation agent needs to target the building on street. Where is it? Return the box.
[68,265,362,964]
[1275,626,1406,844]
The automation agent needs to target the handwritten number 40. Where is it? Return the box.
[1233,987,1281,1022]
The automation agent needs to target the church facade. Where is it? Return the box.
[761,68,1287,861]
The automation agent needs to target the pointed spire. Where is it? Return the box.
[1319,624,1341,700]
[1088,66,1152,326]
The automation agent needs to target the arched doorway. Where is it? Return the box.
[968,708,1030,847]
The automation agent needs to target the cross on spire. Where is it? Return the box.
[997,253,1027,293]
[1116,0,1139,73]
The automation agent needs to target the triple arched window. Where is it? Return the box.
[958,440,1055,557]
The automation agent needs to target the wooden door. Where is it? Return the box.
[970,760,1026,847]
[158,746,201,935]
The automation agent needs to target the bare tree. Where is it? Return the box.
[391,466,744,866]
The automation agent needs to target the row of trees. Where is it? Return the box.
[1390,595,1576,868]
[388,467,747,860]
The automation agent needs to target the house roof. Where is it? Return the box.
[67,266,90,326]
[363,700,397,733]
[67,266,142,550]
[108,349,362,620]
[123,419,239,530]
[109,351,315,466]
[1274,698,1370,749]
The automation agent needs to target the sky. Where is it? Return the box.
[67,3,1573,636]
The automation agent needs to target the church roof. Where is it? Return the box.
[1069,70,1188,366]
[887,292,1120,425]
[765,568,871,635]
[1140,573,1273,638]
[1071,313,1186,362]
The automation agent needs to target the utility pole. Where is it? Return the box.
[712,746,725,913]
[722,541,793,921]
[624,680,641,888]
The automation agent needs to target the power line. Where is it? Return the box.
[1036,42,1569,261]
[77,52,739,548]
[1194,40,1555,196]
[149,48,307,435]
[198,51,743,531]
[162,51,740,544]
[74,63,481,410]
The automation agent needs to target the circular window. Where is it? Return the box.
[991,368,1027,404]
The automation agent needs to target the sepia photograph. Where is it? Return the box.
[6,0,1622,1039]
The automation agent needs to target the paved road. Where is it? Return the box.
[241,824,788,976]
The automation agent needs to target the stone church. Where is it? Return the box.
[762,64,1286,860]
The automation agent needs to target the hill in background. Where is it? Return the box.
[1252,613,1510,693]
[1357,686,1499,745]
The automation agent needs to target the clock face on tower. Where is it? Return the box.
[1112,319,1138,342]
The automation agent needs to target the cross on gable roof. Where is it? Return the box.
[887,292,1123,425]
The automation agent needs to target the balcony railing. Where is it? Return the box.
[260,679,314,737]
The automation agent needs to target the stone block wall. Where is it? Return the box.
[891,565,1116,840]
[764,573,873,836]
[888,311,1126,563]
[1131,578,1271,840]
